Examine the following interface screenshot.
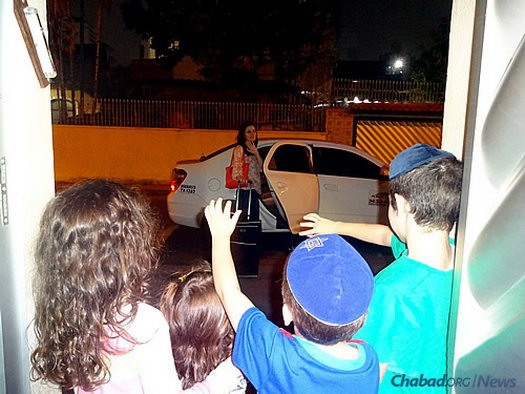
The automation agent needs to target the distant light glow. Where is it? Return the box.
[393,59,404,69]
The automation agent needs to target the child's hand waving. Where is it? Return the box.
[204,198,242,238]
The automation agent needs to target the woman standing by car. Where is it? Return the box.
[231,121,262,220]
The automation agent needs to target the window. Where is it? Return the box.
[268,145,313,173]
[313,147,384,179]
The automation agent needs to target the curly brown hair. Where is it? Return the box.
[159,261,234,389]
[30,179,161,391]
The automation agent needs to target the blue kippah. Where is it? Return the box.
[286,234,374,325]
[389,143,455,180]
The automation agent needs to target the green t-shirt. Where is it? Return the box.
[356,235,454,393]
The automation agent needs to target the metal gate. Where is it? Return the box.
[354,119,443,165]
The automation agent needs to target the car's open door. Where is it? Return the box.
[263,142,319,233]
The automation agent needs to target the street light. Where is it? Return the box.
[386,57,405,76]
[393,59,404,70]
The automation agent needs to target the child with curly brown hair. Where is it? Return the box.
[30,179,243,393]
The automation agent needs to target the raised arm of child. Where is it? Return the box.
[204,198,255,331]
[299,213,393,247]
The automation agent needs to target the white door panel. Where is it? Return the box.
[263,142,319,233]
[318,175,389,224]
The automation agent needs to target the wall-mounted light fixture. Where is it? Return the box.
[23,7,57,80]
[14,0,57,87]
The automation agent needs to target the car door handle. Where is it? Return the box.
[276,182,288,191]
[323,184,339,191]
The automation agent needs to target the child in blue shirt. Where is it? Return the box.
[205,200,379,393]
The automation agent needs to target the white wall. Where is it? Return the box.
[448,0,525,391]
[0,0,56,392]
[441,0,476,158]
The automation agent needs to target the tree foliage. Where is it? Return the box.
[120,0,338,88]
[410,17,450,84]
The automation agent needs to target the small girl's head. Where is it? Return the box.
[31,179,161,389]
[236,121,258,151]
[160,260,234,389]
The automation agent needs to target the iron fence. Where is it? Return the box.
[332,79,445,104]
[55,99,327,131]
[52,79,445,128]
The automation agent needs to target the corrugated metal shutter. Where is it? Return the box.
[355,120,443,164]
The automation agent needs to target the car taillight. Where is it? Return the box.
[170,168,187,192]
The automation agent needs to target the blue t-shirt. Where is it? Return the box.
[233,307,379,393]
[357,235,454,393]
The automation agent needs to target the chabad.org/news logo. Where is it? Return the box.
[391,374,517,389]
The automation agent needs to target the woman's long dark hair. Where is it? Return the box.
[236,120,258,155]
[160,261,234,389]
[30,179,161,391]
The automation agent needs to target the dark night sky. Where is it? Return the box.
[336,0,453,60]
[94,0,453,66]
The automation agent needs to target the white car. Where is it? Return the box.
[167,139,390,233]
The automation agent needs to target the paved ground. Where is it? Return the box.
[155,225,393,323]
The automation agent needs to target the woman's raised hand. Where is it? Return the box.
[246,141,258,155]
